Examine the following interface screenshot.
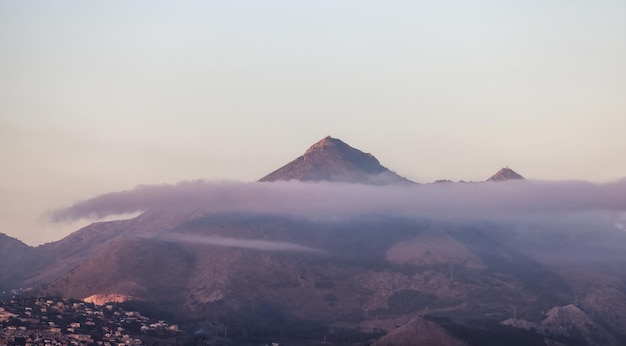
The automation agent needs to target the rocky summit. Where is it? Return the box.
[259,136,414,185]
[486,167,525,182]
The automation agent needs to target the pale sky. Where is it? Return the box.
[1,1,625,245]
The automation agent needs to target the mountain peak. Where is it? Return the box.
[260,136,413,185]
[304,136,348,154]
[486,167,525,182]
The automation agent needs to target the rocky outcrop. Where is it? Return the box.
[502,304,620,346]
[83,293,134,306]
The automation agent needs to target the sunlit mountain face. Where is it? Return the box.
[260,136,414,185]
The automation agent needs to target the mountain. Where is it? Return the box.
[25,211,626,345]
[486,167,525,182]
[259,136,414,184]
[0,232,35,291]
[22,211,202,288]
[0,232,30,253]
[6,144,626,344]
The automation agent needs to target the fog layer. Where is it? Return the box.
[50,180,626,223]
[155,233,322,253]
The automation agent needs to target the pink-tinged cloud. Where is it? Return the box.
[49,179,626,223]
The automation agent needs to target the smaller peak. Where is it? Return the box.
[486,167,525,182]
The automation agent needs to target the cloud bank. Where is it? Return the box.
[50,179,626,224]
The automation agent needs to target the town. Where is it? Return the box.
[0,296,182,345]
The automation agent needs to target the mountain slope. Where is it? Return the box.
[259,136,413,184]
[9,211,626,344]
[0,233,35,290]
[21,211,201,288]
[502,304,620,345]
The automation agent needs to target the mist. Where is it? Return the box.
[50,179,626,226]
[155,233,323,253]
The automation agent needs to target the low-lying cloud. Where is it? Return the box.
[49,179,626,224]
[156,233,323,253]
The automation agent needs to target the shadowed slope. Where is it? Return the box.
[0,233,34,290]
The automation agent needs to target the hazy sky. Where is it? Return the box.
[1,1,625,245]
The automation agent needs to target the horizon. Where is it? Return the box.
[2,1,626,245]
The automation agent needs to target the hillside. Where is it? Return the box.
[0,233,34,291]
[32,212,626,344]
